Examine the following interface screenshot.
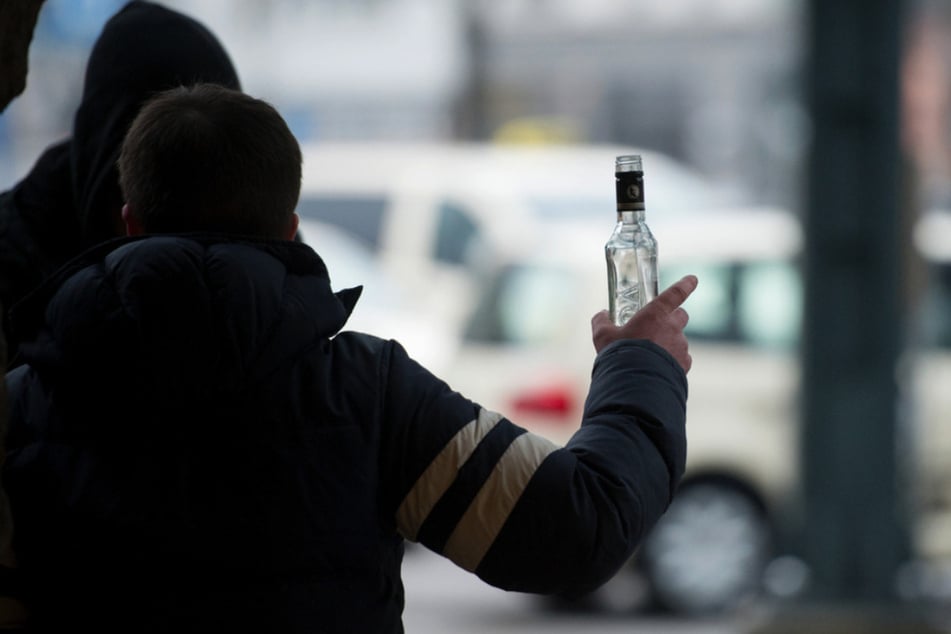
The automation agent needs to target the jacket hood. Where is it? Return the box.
[71,0,241,247]
[12,236,361,400]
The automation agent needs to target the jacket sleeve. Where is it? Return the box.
[380,337,687,597]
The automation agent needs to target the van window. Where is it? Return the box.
[465,258,804,349]
[664,260,801,348]
[663,263,733,339]
[737,262,802,348]
[464,263,576,345]
[296,196,386,251]
[432,201,480,266]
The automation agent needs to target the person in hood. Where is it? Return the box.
[0,317,22,630]
[0,3,237,627]
[0,0,240,364]
[3,83,696,633]
[0,1,44,628]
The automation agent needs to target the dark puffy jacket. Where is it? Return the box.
[0,1,240,362]
[4,235,687,633]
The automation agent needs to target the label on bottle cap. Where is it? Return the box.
[616,170,645,211]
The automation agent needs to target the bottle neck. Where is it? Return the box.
[617,209,645,224]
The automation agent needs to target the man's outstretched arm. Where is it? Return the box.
[386,276,697,596]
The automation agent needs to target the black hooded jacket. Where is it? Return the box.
[0,0,240,361]
[3,235,688,632]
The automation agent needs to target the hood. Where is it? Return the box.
[13,236,362,400]
[71,0,241,248]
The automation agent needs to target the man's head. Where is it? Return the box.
[118,83,301,240]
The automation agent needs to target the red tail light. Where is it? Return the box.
[511,385,576,418]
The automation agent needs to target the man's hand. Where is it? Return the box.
[591,275,698,372]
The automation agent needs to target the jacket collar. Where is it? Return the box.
[9,233,362,369]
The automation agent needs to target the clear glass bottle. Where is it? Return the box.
[605,154,658,326]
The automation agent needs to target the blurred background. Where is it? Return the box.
[8,0,951,631]
[0,0,806,207]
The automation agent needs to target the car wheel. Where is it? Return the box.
[639,478,773,615]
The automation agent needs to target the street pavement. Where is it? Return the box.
[400,545,756,633]
[401,548,951,634]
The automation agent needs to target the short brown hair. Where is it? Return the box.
[118,83,301,239]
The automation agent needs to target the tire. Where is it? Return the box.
[639,478,773,616]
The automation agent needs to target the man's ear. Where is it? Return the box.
[287,212,300,241]
[122,203,144,236]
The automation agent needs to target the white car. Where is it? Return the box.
[442,207,951,615]
[444,209,800,615]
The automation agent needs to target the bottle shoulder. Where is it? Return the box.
[609,218,656,237]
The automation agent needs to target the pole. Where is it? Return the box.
[752,1,935,630]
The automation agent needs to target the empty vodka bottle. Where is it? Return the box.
[605,154,658,326]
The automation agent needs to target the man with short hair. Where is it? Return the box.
[4,83,696,633]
